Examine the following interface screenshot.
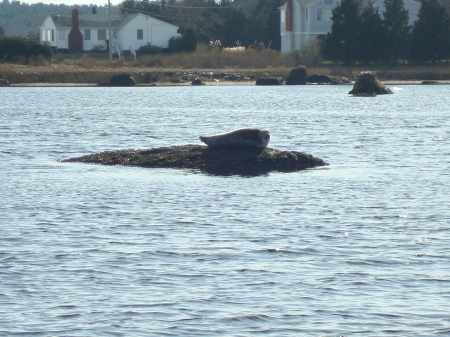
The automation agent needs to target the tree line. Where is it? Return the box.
[1,0,450,63]
[323,0,450,64]
[119,0,284,49]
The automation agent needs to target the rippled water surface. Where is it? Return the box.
[1,85,450,336]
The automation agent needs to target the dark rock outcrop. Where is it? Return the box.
[307,75,332,84]
[330,77,352,85]
[286,66,308,85]
[422,80,439,85]
[61,145,328,176]
[256,78,282,86]
[98,73,137,86]
[191,78,203,85]
[348,73,393,96]
[0,74,11,87]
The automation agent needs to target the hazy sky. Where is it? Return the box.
[21,0,123,6]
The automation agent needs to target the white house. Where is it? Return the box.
[40,9,179,53]
[279,0,421,54]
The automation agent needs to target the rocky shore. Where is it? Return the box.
[61,145,328,176]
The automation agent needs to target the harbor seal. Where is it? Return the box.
[199,128,271,149]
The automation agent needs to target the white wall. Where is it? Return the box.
[40,16,57,48]
[121,14,178,50]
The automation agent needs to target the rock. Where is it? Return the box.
[307,75,332,84]
[142,72,157,84]
[330,77,351,85]
[191,78,203,85]
[61,145,328,176]
[98,73,137,86]
[348,73,393,96]
[422,80,439,85]
[255,78,282,86]
[286,66,308,85]
[0,74,11,87]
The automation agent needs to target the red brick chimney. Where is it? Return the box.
[286,0,293,31]
[68,9,83,52]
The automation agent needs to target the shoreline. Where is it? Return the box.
[3,63,450,87]
[9,80,450,87]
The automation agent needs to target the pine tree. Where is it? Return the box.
[383,0,410,62]
[183,28,197,52]
[410,0,450,62]
[323,0,361,64]
[359,2,386,63]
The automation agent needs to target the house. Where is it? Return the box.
[279,0,421,54]
[40,9,179,53]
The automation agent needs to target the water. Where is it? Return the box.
[1,84,449,336]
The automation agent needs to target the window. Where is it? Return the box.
[317,8,322,20]
[281,10,285,23]
[51,29,54,41]
[98,30,106,40]
[84,29,91,40]
[317,8,332,21]
[306,8,308,21]
[137,29,144,40]
[59,30,65,40]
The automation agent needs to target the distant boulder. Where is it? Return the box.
[422,80,439,85]
[110,73,136,86]
[348,73,393,96]
[98,73,137,87]
[307,74,332,84]
[286,66,308,85]
[330,77,352,85]
[142,72,157,84]
[191,78,203,85]
[255,78,282,86]
[0,74,11,87]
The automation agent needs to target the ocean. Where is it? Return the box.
[1,84,449,336]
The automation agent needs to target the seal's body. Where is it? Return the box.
[200,128,271,149]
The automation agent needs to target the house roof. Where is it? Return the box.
[285,0,420,7]
[48,13,177,29]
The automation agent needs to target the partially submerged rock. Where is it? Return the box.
[191,78,203,85]
[0,74,11,87]
[349,73,393,96]
[422,80,439,85]
[307,74,332,84]
[61,145,328,176]
[286,66,308,85]
[98,73,136,87]
[256,78,282,86]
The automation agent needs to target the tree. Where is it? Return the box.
[410,0,450,62]
[383,0,411,62]
[358,2,386,63]
[244,0,283,50]
[215,4,246,47]
[322,0,361,64]
[183,28,197,52]
[0,26,5,37]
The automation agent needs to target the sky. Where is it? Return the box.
[21,0,123,6]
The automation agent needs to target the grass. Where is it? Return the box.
[1,45,450,84]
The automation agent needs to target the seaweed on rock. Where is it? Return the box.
[61,145,328,176]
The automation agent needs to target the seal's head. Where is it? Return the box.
[258,129,271,148]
